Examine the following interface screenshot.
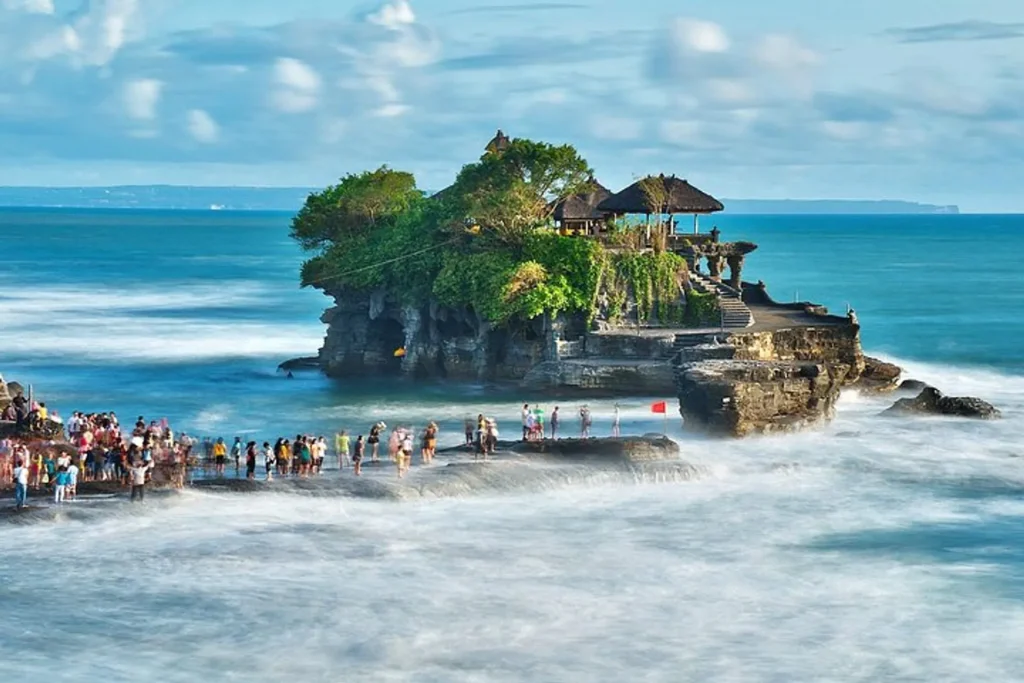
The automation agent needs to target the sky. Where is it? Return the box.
[1,0,1022,211]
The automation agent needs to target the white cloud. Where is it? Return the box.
[187,109,219,143]
[659,120,702,145]
[123,78,162,120]
[670,19,730,54]
[374,103,409,118]
[755,34,818,71]
[367,0,416,31]
[2,0,54,13]
[707,78,752,104]
[589,115,643,141]
[271,57,321,113]
[5,0,141,67]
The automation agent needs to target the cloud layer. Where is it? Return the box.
[0,1,1022,209]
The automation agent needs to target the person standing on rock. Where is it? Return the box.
[213,438,227,477]
[263,442,274,481]
[580,406,592,438]
[13,458,28,509]
[521,404,530,441]
[368,422,384,462]
[335,431,350,469]
[550,407,559,440]
[129,458,153,502]
[352,435,364,476]
[53,466,70,504]
[231,437,243,476]
[612,404,621,438]
[245,441,257,480]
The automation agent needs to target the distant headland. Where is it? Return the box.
[0,186,958,215]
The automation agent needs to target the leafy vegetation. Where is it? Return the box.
[292,135,707,328]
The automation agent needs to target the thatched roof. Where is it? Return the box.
[597,175,724,215]
[552,179,612,221]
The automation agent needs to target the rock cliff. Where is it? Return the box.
[317,288,557,381]
[673,301,865,437]
[677,360,851,437]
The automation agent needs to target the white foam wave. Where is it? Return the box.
[0,282,269,316]
[0,282,323,362]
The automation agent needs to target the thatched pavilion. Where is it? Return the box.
[551,178,612,235]
[597,174,724,234]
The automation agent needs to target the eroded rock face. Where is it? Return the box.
[317,291,547,381]
[883,386,1001,420]
[0,376,11,410]
[726,326,865,381]
[853,356,903,393]
[676,360,850,437]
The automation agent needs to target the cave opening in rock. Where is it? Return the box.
[368,318,406,375]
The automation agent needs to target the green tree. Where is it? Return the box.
[291,166,421,251]
[451,138,594,244]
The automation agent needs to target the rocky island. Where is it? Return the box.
[289,131,989,438]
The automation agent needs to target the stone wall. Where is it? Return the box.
[582,332,676,360]
[523,359,675,394]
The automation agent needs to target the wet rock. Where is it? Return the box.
[277,357,320,371]
[853,356,902,393]
[882,386,1001,420]
[676,360,850,438]
[898,379,928,393]
[510,435,680,462]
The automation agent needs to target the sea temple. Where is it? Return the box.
[294,130,888,437]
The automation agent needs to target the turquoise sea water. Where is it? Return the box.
[2,208,1023,682]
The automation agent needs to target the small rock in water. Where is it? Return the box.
[855,357,903,393]
[882,386,1001,420]
[898,379,928,393]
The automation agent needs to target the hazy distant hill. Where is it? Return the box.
[0,186,959,215]
[721,199,959,215]
[0,186,314,211]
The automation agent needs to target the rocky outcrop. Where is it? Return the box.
[316,289,550,382]
[677,360,851,437]
[726,325,865,380]
[511,435,679,462]
[882,386,1001,420]
[852,356,903,393]
[0,375,11,410]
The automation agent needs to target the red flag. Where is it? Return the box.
[651,401,667,414]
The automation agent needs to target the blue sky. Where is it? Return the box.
[1,0,1022,210]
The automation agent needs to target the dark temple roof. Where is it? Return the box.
[597,174,724,215]
[552,179,613,221]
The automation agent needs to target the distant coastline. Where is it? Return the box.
[721,199,959,215]
[0,186,959,215]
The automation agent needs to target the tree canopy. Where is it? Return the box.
[448,138,594,244]
[290,135,697,327]
[290,166,421,251]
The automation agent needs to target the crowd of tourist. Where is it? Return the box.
[4,395,625,509]
[1,408,187,510]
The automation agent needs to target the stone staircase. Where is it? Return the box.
[689,273,754,329]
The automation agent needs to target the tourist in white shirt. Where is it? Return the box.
[129,460,153,502]
[12,459,28,509]
[67,462,79,499]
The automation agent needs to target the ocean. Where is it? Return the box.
[2,208,1023,681]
